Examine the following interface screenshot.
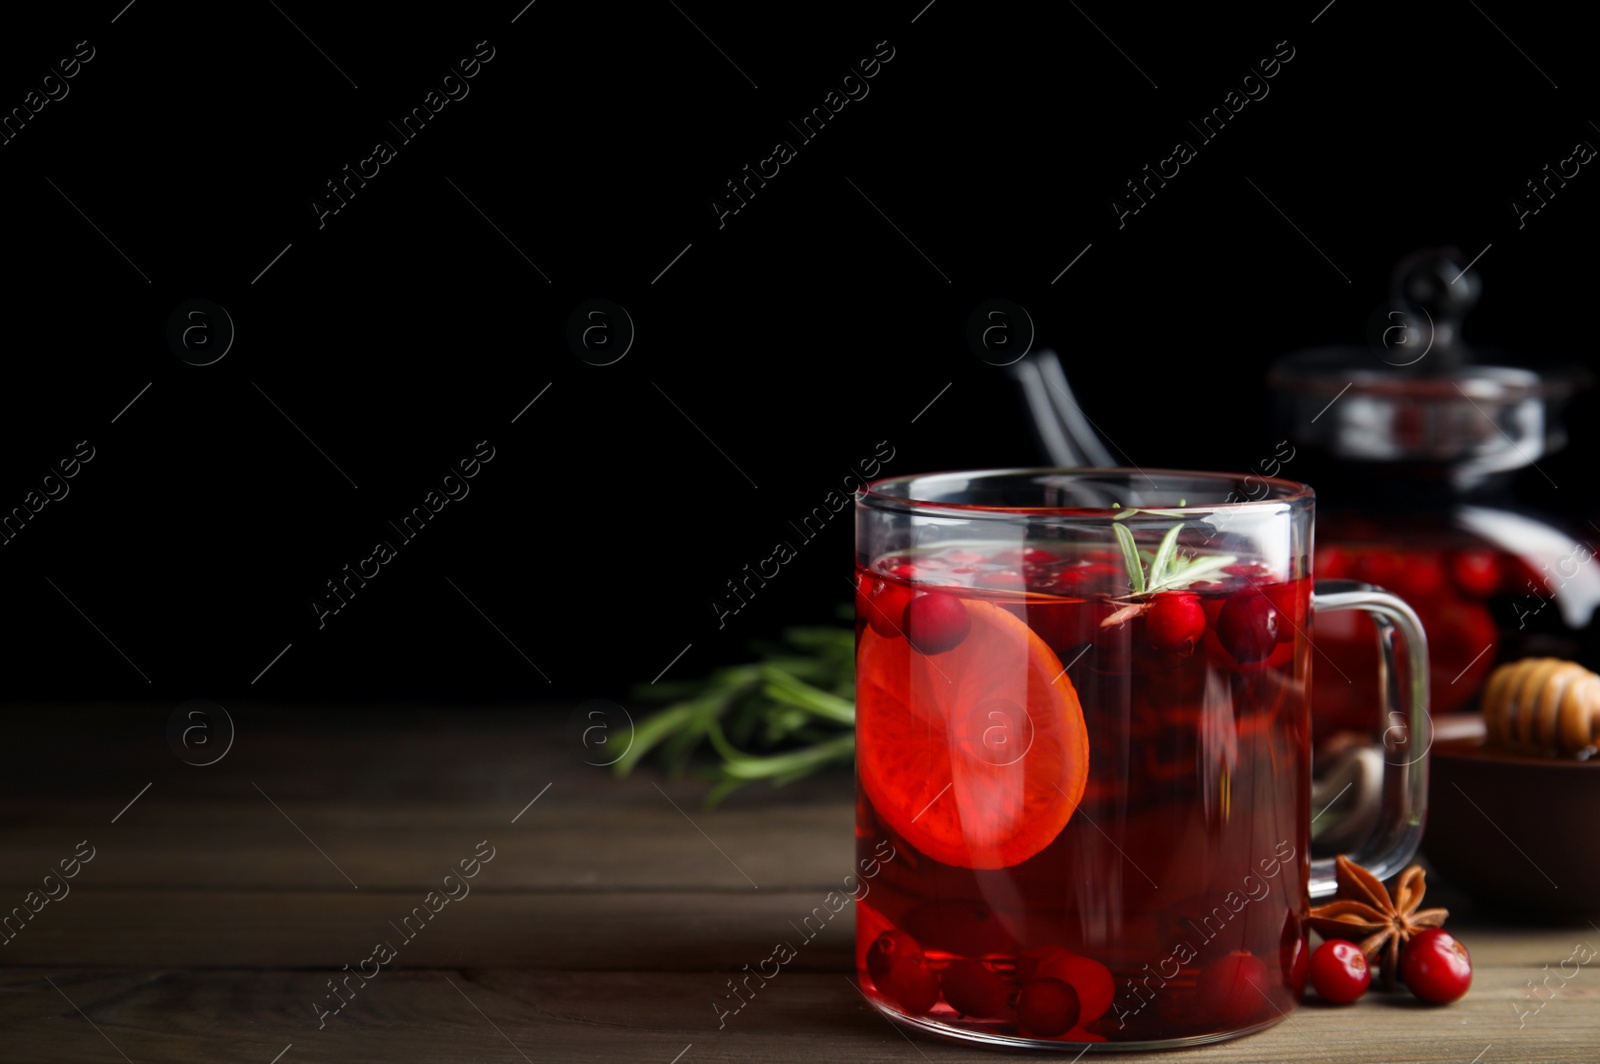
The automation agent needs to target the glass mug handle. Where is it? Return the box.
[1307,579,1432,899]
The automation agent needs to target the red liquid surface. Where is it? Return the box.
[855,544,1311,1045]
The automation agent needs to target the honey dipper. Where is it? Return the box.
[1480,657,1600,756]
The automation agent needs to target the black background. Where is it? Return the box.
[2,0,1597,714]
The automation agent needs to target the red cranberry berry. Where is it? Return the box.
[1198,950,1271,1026]
[1016,977,1080,1037]
[880,959,939,1015]
[1448,549,1502,599]
[1033,952,1114,1023]
[1144,592,1205,651]
[861,580,916,639]
[902,592,972,654]
[1216,592,1281,663]
[1015,945,1072,984]
[1262,583,1302,643]
[1400,929,1472,1004]
[940,959,1012,1019]
[1396,558,1447,603]
[1309,940,1370,1004]
[866,930,920,984]
[866,930,940,1015]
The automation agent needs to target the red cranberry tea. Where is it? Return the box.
[854,540,1312,1046]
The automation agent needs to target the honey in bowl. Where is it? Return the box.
[1424,657,1600,917]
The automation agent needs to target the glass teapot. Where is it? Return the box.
[1266,248,1596,742]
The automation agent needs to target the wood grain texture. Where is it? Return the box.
[4,964,1597,1064]
[0,798,856,891]
[0,889,856,970]
[3,714,1597,1062]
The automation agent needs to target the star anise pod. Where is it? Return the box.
[1308,856,1448,990]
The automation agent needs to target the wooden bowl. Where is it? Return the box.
[1425,736,1600,918]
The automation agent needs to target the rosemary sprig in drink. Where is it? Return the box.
[1103,506,1235,626]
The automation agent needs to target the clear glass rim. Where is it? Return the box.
[859,467,1314,521]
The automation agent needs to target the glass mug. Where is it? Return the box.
[853,470,1428,1050]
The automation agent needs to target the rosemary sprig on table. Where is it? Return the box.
[618,510,1238,796]
[614,617,857,807]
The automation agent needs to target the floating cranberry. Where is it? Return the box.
[1198,950,1271,1026]
[1309,940,1369,1004]
[1400,929,1472,1004]
[1016,977,1080,1037]
[903,592,972,654]
[944,549,985,566]
[1144,592,1205,651]
[1216,592,1282,663]
[977,569,1027,591]
[1022,547,1058,565]
[1448,549,1502,599]
[1026,573,1062,594]
[940,959,1012,1019]
[1050,568,1091,590]
[861,580,916,639]
[866,930,940,1015]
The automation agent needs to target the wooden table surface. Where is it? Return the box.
[3,707,1596,1063]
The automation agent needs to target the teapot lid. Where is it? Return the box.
[1268,248,1590,481]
